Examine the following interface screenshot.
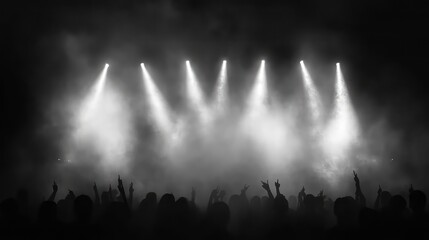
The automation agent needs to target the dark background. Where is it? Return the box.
[1,0,429,197]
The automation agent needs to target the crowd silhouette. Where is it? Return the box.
[1,172,427,239]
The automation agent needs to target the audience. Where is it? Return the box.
[1,172,428,239]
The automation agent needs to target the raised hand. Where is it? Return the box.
[129,182,134,194]
[318,190,324,197]
[67,189,75,200]
[299,186,306,195]
[275,179,280,189]
[53,181,58,192]
[261,180,274,199]
[378,185,382,195]
[219,190,226,201]
[117,175,123,190]
[241,184,249,194]
[353,170,359,184]
[261,180,270,191]
[409,184,414,193]
[93,182,98,193]
[211,187,220,200]
[48,181,58,201]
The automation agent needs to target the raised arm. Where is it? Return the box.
[128,182,134,208]
[48,181,58,202]
[219,190,226,202]
[374,185,382,209]
[353,171,366,207]
[207,187,220,210]
[117,175,129,208]
[298,186,306,209]
[274,179,281,197]
[241,184,249,198]
[93,182,100,206]
[261,180,274,200]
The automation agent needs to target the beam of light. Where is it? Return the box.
[323,63,360,161]
[81,63,109,121]
[213,60,228,114]
[300,60,323,134]
[73,63,135,171]
[140,63,173,136]
[247,60,267,116]
[185,60,210,123]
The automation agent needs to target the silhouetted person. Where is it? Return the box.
[326,196,359,239]
[205,201,231,240]
[37,201,62,240]
[408,187,429,238]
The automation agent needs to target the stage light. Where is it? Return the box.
[185,60,210,123]
[246,60,267,116]
[80,63,109,121]
[300,60,323,133]
[323,62,359,160]
[73,63,135,171]
[140,63,173,136]
[213,60,228,113]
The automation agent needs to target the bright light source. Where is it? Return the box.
[213,59,228,113]
[185,61,210,123]
[73,63,134,171]
[300,60,323,133]
[323,63,359,160]
[140,63,173,136]
[80,63,109,121]
[246,60,267,116]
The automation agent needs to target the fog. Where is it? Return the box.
[2,1,428,206]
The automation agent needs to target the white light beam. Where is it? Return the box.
[140,63,173,135]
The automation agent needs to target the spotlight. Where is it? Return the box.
[323,63,359,159]
[140,63,173,136]
[185,61,210,123]
[81,63,109,120]
[247,60,267,116]
[299,60,323,132]
[214,59,228,113]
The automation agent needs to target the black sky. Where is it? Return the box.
[1,0,429,188]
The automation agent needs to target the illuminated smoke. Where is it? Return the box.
[246,60,267,117]
[140,63,173,138]
[213,60,228,115]
[322,63,360,169]
[71,64,135,172]
[80,63,109,121]
[185,60,211,124]
[300,60,323,134]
